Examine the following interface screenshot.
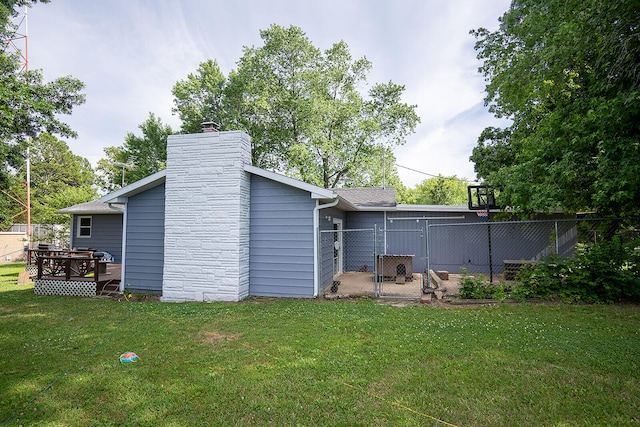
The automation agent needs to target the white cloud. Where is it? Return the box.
[26,0,512,186]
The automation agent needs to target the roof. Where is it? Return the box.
[56,200,124,215]
[71,166,477,215]
[245,165,337,200]
[333,187,397,209]
[100,170,167,203]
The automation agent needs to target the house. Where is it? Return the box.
[57,130,575,301]
[56,200,124,262]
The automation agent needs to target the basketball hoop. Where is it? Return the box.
[467,185,499,210]
[476,209,488,219]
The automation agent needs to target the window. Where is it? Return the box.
[78,216,92,238]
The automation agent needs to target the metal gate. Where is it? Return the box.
[375,224,426,298]
[319,228,375,296]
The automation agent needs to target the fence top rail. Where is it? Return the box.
[320,228,374,233]
[389,216,466,221]
[378,228,426,232]
[426,217,627,228]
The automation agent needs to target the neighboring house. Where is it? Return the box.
[58,130,573,302]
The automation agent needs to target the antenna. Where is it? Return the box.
[3,7,31,242]
[111,162,135,187]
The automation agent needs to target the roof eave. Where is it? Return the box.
[100,170,167,203]
[244,165,337,200]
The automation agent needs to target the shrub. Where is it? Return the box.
[515,236,640,303]
[459,268,509,301]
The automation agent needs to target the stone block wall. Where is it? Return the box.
[162,131,251,302]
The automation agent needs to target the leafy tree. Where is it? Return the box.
[0,133,97,230]
[29,133,96,223]
[173,24,420,188]
[96,113,172,192]
[171,59,226,134]
[1,0,85,190]
[470,0,640,216]
[398,175,469,205]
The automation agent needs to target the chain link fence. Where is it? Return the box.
[319,228,376,296]
[428,219,576,280]
[319,217,639,299]
[375,225,426,297]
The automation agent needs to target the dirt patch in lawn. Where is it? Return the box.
[201,331,242,344]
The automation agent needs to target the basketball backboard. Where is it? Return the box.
[467,185,499,210]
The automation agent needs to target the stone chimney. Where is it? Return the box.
[201,121,220,133]
[161,130,251,302]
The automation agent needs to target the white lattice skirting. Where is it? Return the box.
[26,265,38,278]
[34,279,96,297]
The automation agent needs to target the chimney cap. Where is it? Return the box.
[201,121,220,132]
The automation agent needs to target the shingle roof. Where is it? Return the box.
[333,187,397,208]
[56,200,124,215]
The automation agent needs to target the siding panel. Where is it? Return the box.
[124,183,165,293]
[71,214,123,262]
[249,175,316,298]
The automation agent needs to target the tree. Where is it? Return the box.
[1,0,86,190]
[29,133,96,224]
[470,0,640,216]
[96,113,172,192]
[0,133,97,230]
[173,24,420,188]
[171,59,226,134]
[398,175,469,205]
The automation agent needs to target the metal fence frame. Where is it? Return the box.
[319,217,637,297]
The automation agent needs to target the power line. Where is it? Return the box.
[394,163,478,184]
[394,163,440,178]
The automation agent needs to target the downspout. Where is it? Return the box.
[108,202,127,292]
[313,198,339,297]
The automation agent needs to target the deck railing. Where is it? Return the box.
[36,255,103,282]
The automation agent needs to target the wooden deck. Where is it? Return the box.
[33,258,122,297]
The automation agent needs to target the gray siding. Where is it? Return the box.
[342,211,379,276]
[124,183,165,293]
[249,175,316,298]
[345,211,383,230]
[71,214,123,262]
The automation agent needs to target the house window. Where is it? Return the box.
[78,216,92,238]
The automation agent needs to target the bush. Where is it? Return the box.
[515,236,640,303]
[459,268,509,301]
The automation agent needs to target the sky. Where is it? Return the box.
[24,0,512,188]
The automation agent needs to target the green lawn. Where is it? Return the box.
[1,263,639,426]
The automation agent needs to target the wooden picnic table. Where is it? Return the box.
[27,248,95,265]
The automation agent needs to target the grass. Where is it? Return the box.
[1,262,639,426]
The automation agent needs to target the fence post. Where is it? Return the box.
[555,220,559,254]
[487,214,494,283]
[373,224,379,297]
[425,220,431,289]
